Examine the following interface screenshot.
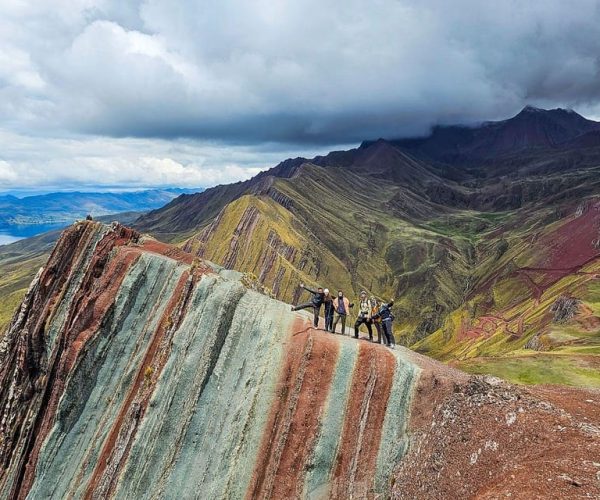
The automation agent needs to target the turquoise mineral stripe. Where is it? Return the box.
[113,274,246,498]
[304,338,359,499]
[27,253,186,500]
[162,290,294,499]
[373,350,420,494]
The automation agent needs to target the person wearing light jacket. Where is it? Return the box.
[354,291,373,341]
[370,297,384,344]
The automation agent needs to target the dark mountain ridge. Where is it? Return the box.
[136,106,600,238]
[378,105,600,164]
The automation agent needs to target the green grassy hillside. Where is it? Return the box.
[183,163,479,337]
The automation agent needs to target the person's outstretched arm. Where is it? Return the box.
[301,283,319,295]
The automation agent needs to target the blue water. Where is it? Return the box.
[0,223,68,246]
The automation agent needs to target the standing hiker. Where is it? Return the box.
[354,291,374,341]
[373,300,396,349]
[332,290,351,334]
[291,283,325,328]
[370,297,384,344]
[323,289,335,332]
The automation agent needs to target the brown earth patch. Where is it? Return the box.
[392,375,600,499]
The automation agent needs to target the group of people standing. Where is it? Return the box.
[291,284,396,349]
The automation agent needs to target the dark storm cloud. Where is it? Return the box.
[1,0,600,189]
[5,0,600,144]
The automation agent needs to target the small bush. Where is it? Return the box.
[144,365,154,385]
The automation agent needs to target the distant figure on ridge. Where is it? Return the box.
[373,300,396,349]
[354,291,374,341]
[332,290,351,334]
[323,289,335,332]
[86,214,93,221]
[291,283,325,328]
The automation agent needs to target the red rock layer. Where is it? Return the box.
[247,319,340,499]
[0,222,141,500]
[330,342,396,499]
[18,230,141,499]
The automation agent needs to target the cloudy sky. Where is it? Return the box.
[2,0,600,192]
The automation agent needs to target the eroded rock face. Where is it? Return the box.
[0,222,598,499]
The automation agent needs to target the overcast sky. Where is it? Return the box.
[2,0,600,192]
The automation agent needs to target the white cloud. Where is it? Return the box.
[0,128,343,190]
[1,0,600,190]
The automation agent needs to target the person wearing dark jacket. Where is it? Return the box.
[291,283,325,327]
[372,300,396,348]
[323,289,334,331]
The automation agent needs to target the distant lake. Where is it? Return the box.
[0,223,68,246]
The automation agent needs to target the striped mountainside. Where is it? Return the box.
[0,222,419,499]
[1,222,598,499]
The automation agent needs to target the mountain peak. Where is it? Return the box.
[390,105,600,162]
[520,104,544,113]
[516,104,583,118]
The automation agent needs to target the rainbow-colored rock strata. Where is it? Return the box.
[0,222,419,499]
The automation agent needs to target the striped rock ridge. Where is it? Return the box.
[0,221,598,499]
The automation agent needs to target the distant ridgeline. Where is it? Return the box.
[0,188,200,226]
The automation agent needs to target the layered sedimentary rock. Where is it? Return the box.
[0,222,598,499]
[0,222,418,499]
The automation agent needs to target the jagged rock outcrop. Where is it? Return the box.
[550,295,581,323]
[0,222,598,499]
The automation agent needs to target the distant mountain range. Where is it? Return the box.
[135,106,600,386]
[0,188,201,226]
